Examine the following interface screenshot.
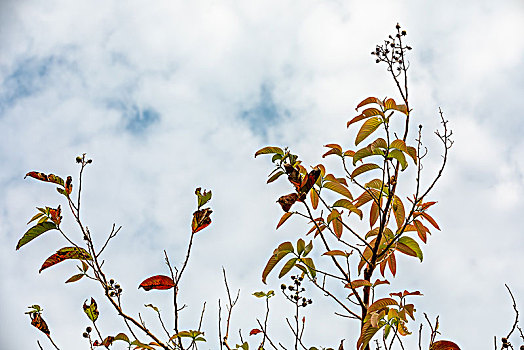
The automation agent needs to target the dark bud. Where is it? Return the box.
[291,276,296,280]
[419,124,423,129]
[115,284,120,289]
[86,326,92,333]
[401,30,407,36]
[519,345,524,350]
[371,52,375,55]
[390,43,394,48]
[407,46,412,50]
[293,295,299,301]
[281,284,286,290]
[76,156,82,163]
[396,23,401,29]
[502,338,508,344]
[118,288,123,293]
[376,59,380,63]
[110,279,114,285]
[308,299,312,304]
[86,159,93,164]
[298,276,303,281]
[288,286,294,291]
[110,291,116,297]
[83,332,88,338]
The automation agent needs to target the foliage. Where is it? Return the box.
[14,24,523,350]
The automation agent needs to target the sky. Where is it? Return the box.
[1,0,524,349]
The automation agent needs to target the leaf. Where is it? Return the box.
[383,98,408,115]
[298,169,321,200]
[16,222,57,250]
[398,236,423,262]
[39,247,92,273]
[421,212,440,230]
[114,333,130,343]
[83,298,99,322]
[144,304,160,312]
[277,193,299,212]
[139,275,175,291]
[276,212,293,229]
[392,196,405,229]
[323,250,348,257]
[94,336,115,347]
[324,181,353,199]
[27,212,45,225]
[365,179,384,190]
[249,329,262,336]
[370,200,380,228]
[388,253,397,276]
[332,217,343,238]
[252,291,267,298]
[195,188,212,208]
[351,163,381,179]
[25,172,65,187]
[267,171,285,184]
[192,208,212,233]
[130,340,155,349]
[356,97,383,109]
[262,242,293,284]
[390,139,407,152]
[322,144,343,158]
[303,240,313,256]
[367,298,398,314]
[354,189,379,208]
[406,146,417,164]
[414,220,429,243]
[388,149,408,170]
[65,273,84,283]
[355,117,383,146]
[430,340,461,350]
[357,322,380,350]
[255,146,284,157]
[310,188,319,209]
[332,199,363,219]
[347,108,384,127]
[29,312,50,335]
[279,258,298,278]
[297,238,305,255]
[345,279,372,289]
[302,257,316,278]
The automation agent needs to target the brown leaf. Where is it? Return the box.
[430,340,461,350]
[298,168,321,200]
[277,193,299,212]
[192,208,212,233]
[139,275,175,291]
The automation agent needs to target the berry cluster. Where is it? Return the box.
[82,326,92,339]
[108,278,122,297]
[371,23,412,77]
[280,275,312,308]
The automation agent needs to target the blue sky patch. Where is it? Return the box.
[108,100,160,134]
[0,55,61,115]
[240,83,289,138]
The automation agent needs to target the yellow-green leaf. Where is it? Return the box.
[351,163,381,179]
[255,146,284,157]
[390,139,407,152]
[279,258,298,278]
[355,117,383,146]
[332,199,363,219]
[388,149,408,170]
[324,181,353,199]
[16,222,57,250]
[398,236,423,261]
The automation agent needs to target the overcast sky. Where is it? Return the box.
[1,0,524,349]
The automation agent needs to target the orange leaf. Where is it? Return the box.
[370,200,380,228]
[310,189,319,209]
[421,212,440,230]
[30,312,50,335]
[139,275,175,291]
[276,212,293,229]
[332,217,343,238]
[249,329,262,336]
[39,247,92,273]
[345,279,372,289]
[323,250,349,257]
[388,253,397,277]
[356,97,383,109]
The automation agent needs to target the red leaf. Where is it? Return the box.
[192,208,212,233]
[421,212,440,230]
[298,168,321,200]
[249,329,262,336]
[430,340,461,350]
[139,275,175,291]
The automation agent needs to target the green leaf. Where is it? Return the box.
[279,258,298,278]
[114,333,130,343]
[255,146,284,157]
[16,222,57,250]
[332,199,363,219]
[357,322,381,350]
[406,146,417,164]
[303,240,313,256]
[267,170,285,184]
[398,236,423,262]
[302,257,316,278]
[144,304,160,312]
[297,239,305,256]
[324,181,353,199]
[351,163,381,179]
[83,298,99,322]
[130,340,155,349]
[388,149,408,170]
[390,139,407,152]
[262,242,293,284]
[355,117,383,146]
[27,212,45,225]
[39,247,92,273]
[252,291,267,298]
[65,273,84,283]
